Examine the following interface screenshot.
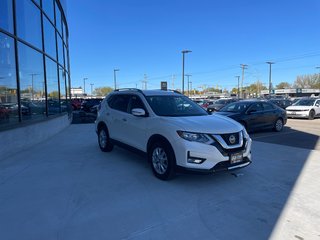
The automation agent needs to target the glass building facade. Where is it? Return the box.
[0,0,70,130]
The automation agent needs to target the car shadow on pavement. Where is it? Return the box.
[71,111,96,124]
[89,126,319,239]
[0,124,318,240]
[251,126,320,150]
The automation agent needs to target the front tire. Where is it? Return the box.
[98,126,113,152]
[148,141,176,180]
[274,118,283,132]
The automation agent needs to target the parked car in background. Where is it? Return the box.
[201,99,215,110]
[207,98,238,113]
[268,99,293,109]
[215,100,287,132]
[95,89,252,180]
[71,98,82,110]
[0,104,10,121]
[80,98,103,113]
[286,98,320,120]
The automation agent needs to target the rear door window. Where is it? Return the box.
[108,94,130,112]
[262,102,275,111]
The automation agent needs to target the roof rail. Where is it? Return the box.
[171,89,182,94]
[114,88,143,93]
[156,89,182,95]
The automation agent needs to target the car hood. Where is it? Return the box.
[286,106,311,111]
[163,114,243,134]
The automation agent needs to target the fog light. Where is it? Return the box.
[187,151,206,164]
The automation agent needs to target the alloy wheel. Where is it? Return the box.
[152,147,168,175]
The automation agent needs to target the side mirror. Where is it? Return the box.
[132,108,146,117]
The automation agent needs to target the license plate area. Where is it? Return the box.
[230,153,243,164]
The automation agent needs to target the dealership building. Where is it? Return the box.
[0,0,71,158]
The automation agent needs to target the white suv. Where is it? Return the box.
[95,89,252,180]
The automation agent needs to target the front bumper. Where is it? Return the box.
[177,157,251,174]
[286,110,309,118]
[172,135,252,172]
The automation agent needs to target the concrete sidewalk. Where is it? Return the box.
[0,124,319,240]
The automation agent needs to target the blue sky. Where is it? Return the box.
[67,0,320,92]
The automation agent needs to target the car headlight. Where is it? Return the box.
[242,128,249,139]
[177,131,214,144]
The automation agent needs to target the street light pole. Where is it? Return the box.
[235,75,240,99]
[29,73,40,100]
[181,50,192,95]
[114,69,119,90]
[316,66,320,83]
[240,64,248,99]
[90,83,94,97]
[83,77,88,95]
[266,62,274,95]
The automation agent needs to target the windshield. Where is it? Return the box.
[215,99,227,104]
[293,99,315,106]
[219,101,251,113]
[146,95,208,117]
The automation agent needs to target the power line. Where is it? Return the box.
[240,64,248,98]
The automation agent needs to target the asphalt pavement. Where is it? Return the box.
[252,118,320,150]
[0,120,319,240]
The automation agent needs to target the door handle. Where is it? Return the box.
[122,118,127,122]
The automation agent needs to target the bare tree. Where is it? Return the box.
[293,74,320,89]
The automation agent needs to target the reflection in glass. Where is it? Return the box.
[0,33,18,126]
[46,57,60,115]
[64,45,68,71]
[18,42,46,121]
[65,73,71,111]
[57,36,64,66]
[16,0,42,50]
[55,2,62,34]
[0,0,14,33]
[59,67,67,112]
[62,21,67,44]
[42,0,54,23]
[43,16,56,59]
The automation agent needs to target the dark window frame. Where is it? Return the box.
[0,0,71,128]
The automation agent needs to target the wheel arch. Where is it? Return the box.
[97,121,107,132]
[147,134,176,162]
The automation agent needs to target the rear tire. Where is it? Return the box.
[308,110,315,120]
[98,126,113,152]
[274,118,283,132]
[148,141,176,180]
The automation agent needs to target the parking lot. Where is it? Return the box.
[252,118,320,150]
[0,119,319,239]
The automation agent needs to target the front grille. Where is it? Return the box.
[220,132,240,145]
[212,139,247,157]
[288,109,307,112]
